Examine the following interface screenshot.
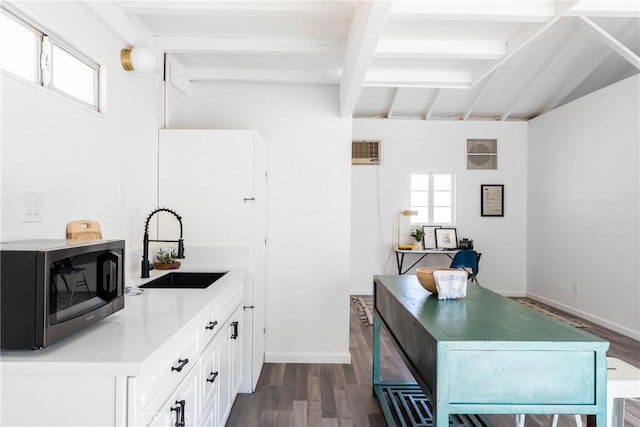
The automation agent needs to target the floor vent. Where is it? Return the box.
[352,140,381,165]
[467,139,497,170]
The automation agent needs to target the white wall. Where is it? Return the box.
[527,75,640,339]
[172,82,352,363]
[0,2,162,282]
[352,119,528,296]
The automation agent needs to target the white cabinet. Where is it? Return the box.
[144,311,243,427]
[147,360,199,427]
[229,306,243,401]
[199,329,221,427]
[0,269,246,427]
[133,287,244,427]
[158,129,266,392]
[217,306,243,426]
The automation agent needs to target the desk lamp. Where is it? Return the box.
[397,210,418,250]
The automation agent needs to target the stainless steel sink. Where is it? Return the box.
[140,272,227,289]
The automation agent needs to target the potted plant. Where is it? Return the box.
[154,247,181,270]
[412,228,425,250]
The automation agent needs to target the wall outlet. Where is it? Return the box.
[21,191,43,222]
[572,282,580,294]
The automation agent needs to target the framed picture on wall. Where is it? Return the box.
[435,228,458,249]
[422,225,440,249]
[481,184,504,217]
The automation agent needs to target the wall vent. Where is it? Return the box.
[352,140,381,165]
[467,139,497,170]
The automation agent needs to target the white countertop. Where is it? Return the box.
[0,267,247,376]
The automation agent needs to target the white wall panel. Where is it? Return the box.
[178,82,352,363]
[528,74,640,339]
[352,119,528,296]
[0,2,162,284]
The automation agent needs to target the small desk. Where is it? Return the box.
[395,249,459,274]
[373,275,609,427]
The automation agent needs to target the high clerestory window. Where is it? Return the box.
[410,172,455,225]
[0,7,100,111]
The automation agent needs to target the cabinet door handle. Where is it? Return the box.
[206,371,219,383]
[171,358,189,373]
[170,400,185,427]
[231,321,239,339]
[205,320,218,330]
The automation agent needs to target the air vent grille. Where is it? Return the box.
[467,139,497,170]
[352,140,381,165]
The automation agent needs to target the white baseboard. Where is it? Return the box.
[350,290,373,296]
[493,289,527,297]
[527,292,640,341]
[265,352,351,364]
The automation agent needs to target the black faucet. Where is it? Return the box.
[141,207,185,278]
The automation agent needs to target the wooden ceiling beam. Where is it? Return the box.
[340,0,393,118]
[463,69,498,120]
[386,88,400,118]
[424,89,442,120]
[81,0,154,46]
[154,36,345,55]
[500,29,581,121]
[540,21,638,114]
[579,16,640,70]
[364,69,471,88]
[567,1,640,18]
[389,0,555,22]
[470,1,578,87]
[375,39,506,60]
[115,1,354,19]
[188,68,340,84]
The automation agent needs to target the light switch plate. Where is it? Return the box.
[21,191,43,222]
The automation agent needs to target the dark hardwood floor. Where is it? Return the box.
[226,298,640,427]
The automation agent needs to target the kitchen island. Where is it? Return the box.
[0,267,247,427]
[373,275,610,427]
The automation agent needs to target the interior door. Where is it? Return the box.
[158,129,266,392]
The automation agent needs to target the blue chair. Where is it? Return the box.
[449,250,481,285]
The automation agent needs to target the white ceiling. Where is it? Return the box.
[90,0,640,120]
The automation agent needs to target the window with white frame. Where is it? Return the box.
[410,172,455,225]
[0,7,100,110]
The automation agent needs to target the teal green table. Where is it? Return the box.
[373,275,609,427]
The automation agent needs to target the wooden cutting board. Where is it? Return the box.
[66,220,103,240]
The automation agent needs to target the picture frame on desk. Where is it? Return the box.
[422,225,440,249]
[435,227,458,249]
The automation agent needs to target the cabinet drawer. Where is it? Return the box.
[200,303,220,348]
[199,332,222,423]
[145,358,200,427]
[139,331,199,411]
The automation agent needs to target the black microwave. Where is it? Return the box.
[0,239,125,350]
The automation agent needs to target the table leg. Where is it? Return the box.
[396,252,429,274]
[587,413,605,427]
[372,313,381,391]
[435,408,449,427]
[395,252,402,275]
